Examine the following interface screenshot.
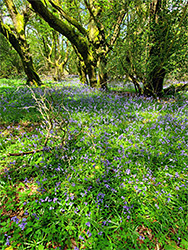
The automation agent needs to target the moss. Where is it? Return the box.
[15,13,25,35]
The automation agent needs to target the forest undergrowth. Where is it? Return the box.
[0,79,188,250]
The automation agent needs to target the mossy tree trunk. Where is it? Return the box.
[0,20,41,86]
[27,0,127,89]
[21,46,42,85]
[144,1,188,96]
[40,30,70,81]
[144,0,167,96]
[1,0,42,86]
[76,58,87,84]
[97,55,108,90]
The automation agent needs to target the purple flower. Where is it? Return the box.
[139,235,145,240]
[53,197,58,203]
[126,169,131,175]
[86,222,91,227]
[86,230,92,237]
[79,235,84,240]
[111,188,117,192]
[118,134,124,140]
[5,238,10,246]
[18,222,27,230]
[155,204,159,209]
[5,235,11,246]
[70,195,74,200]
[11,216,19,224]
[32,213,39,220]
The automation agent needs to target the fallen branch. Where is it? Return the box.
[8,149,44,156]
[7,86,84,158]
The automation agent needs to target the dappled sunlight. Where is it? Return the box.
[0,80,188,249]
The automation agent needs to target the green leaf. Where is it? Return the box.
[25,227,33,235]
[180,239,188,249]
[0,222,7,226]
[164,245,177,250]
[37,245,44,250]
[164,241,179,250]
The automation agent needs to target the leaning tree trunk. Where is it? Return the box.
[0,21,42,86]
[2,0,42,86]
[21,42,42,85]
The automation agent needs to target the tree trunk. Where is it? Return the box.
[97,56,108,90]
[87,63,97,88]
[19,41,42,86]
[144,0,167,96]
[0,21,42,86]
[27,0,126,89]
[144,67,166,96]
[77,59,87,84]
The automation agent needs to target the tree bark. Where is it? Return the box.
[144,66,166,96]
[77,59,87,84]
[27,0,126,90]
[0,20,42,86]
[144,0,167,96]
[97,56,108,90]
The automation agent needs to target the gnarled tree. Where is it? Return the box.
[0,0,42,85]
[108,0,188,96]
[27,0,129,89]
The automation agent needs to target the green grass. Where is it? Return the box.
[0,79,188,250]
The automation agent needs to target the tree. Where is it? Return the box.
[28,15,71,80]
[0,0,42,85]
[0,33,23,78]
[27,0,129,89]
[107,0,188,96]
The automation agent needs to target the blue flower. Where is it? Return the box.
[11,216,19,224]
[18,222,27,230]
[86,230,92,237]
[79,235,84,240]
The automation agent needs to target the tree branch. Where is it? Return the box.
[49,0,87,36]
[4,0,25,38]
[27,0,89,61]
[109,9,127,48]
